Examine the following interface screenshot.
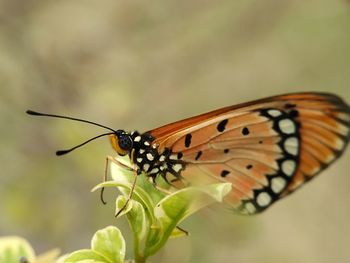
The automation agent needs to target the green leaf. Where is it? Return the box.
[156,183,231,221]
[124,199,149,260]
[145,183,232,257]
[0,236,35,263]
[125,200,148,243]
[64,249,108,263]
[91,226,126,263]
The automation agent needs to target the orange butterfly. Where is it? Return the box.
[27,92,350,215]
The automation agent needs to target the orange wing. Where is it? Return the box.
[149,92,350,214]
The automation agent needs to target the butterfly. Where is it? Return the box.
[27,92,350,215]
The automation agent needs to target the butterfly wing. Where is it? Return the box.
[149,92,350,214]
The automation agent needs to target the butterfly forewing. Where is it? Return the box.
[149,93,350,214]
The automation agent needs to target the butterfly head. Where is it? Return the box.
[109,130,133,156]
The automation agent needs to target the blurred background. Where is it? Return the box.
[1,0,350,262]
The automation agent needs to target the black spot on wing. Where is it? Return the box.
[195,150,202,160]
[221,170,230,177]
[217,119,228,132]
[185,134,192,148]
[242,127,250,136]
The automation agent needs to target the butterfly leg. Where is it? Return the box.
[115,168,140,217]
[152,183,173,195]
[150,171,188,193]
[176,226,189,236]
[160,172,173,185]
[101,155,134,204]
[148,172,176,194]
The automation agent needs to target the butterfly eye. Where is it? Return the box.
[118,134,133,151]
[109,131,133,156]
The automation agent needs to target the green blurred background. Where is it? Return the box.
[1,0,350,262]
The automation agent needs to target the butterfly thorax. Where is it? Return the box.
[129,131,185,182]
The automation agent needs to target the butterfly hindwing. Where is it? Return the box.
[149,93,350,214]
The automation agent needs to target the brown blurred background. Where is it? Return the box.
[1,0,350,262]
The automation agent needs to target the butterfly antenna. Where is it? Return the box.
[26,110,117,155]
[56,132,114,156]
[26,110,116,132]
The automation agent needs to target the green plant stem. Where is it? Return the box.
[133,231,143,263]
